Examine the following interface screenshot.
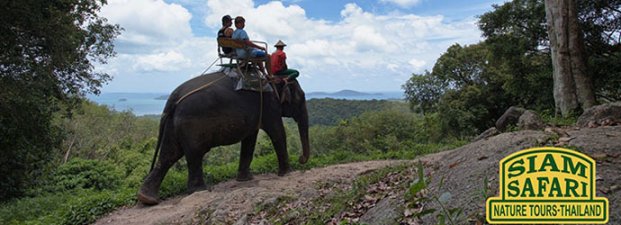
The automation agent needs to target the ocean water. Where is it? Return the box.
[88,91,404,116]
[87,92,169,116]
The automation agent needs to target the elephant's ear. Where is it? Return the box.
[280,85,291,104]
[290,80,304,104]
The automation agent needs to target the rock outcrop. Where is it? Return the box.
[517,110,545,130]
[495,106,526,131]
[577,102,621,128]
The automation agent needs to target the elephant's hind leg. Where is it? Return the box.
[138,138,183,205]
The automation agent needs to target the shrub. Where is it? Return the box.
[61,189,133,225]
[335,109,422,153]
[50,159,122,192]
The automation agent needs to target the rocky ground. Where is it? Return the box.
[96,124,621,225]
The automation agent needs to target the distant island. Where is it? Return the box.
[155,89,401,100]
[307,90,383,97]
[155,90,385,100]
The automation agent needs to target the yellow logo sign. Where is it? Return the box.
[486,147,609,224]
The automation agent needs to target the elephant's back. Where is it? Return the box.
[175,72,233,97]
[162,72,235,112]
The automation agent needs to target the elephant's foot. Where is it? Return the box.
[137,190,160,205]
[188,183,209,193]
[236,172,254,181]
[277,167,292,177]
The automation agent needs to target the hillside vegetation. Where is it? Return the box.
[306,98,407,126]
[0,99,464,225]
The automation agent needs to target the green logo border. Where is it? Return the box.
[486,147,610,224]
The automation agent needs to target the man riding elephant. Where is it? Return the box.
[271,40,299,84]
[232,16,271,76]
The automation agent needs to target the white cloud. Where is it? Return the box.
[408,58,426,71]
[380,0,422,8]
[133,51,192,72]
[99,0,486,92]
[101,0,193,51]
[99,0,209,76]
[200,0,484,91]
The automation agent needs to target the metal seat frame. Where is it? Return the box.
[217,37,269,77]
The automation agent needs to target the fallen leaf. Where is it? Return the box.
[591,153,608,161]
[448,161,461,168]
[364,195,377,202]
[558,137,574,142]
[404,208,415,217]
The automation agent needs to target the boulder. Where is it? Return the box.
[495,106,526,131]
[576,102,621,127]
[473,127,500,142]
[517,110,545,130]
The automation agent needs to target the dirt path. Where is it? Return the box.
[95,160,408,225]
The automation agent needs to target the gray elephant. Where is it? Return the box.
[137,71,310,205]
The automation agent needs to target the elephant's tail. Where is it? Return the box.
[149,104,177,172]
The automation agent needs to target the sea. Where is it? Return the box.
[87,91,405,116]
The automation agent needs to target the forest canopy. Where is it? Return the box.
[403,0,620,136]
[0,0,120,201]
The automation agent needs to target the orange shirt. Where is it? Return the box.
[271,49,286,74]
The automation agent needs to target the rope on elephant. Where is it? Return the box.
[175,73,228,105]
[257,78,264,130]
[198,57,220,76]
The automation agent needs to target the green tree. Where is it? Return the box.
[403,43,513,137]
[479,0,621,105]
[306,98,405,125]
[58,101,158,162]
[0,0,120,201]
[403,0,621,137]
[402,71,446,113]
[478,0,555,108]
[578,0,621,102]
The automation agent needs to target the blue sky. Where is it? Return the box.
[98,0,506,93]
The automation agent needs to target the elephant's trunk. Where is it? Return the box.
[296,102,310,164]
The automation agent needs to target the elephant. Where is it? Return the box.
[137,70,310,205]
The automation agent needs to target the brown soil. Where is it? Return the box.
[95,126,621,225]
[94,160,407,225]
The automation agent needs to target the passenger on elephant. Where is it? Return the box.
[217,15,234,55]
[232,16,272,76]
[270,40,299,84]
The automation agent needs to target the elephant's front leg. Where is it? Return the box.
[237,130,258,181]
[263,121,291,176]
[185,146,209,193]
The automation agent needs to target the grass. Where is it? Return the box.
[539,110,578,127]
[0,142,462,225]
